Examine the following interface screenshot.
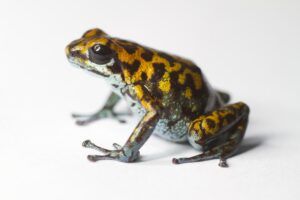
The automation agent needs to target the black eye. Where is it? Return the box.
[89,44,113,64]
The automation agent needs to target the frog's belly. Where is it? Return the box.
[125,96,188,142]
[135,114,188,142]
[153,119,188,142]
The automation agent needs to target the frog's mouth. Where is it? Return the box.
[67,56,115,78]
[67,56,86,70]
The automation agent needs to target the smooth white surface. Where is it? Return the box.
[1,0,299,199]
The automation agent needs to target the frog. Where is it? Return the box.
[65,28,250,167]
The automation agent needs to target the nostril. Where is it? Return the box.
[70,50,80,57]
[66,48,87,60]
[66,47,79,57]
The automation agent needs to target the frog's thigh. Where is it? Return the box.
[173,102,249,166]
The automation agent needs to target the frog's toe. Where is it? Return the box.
[112,143,122,150]
[85,147,138,163]
[72,113,97,120]
[111,111,132,124]
[218,158,229,168]
[72,113,100,125]
[82,139,111,154]
[172,158,185,164]
[117,118,126,123]
[87,155,114,162]
[71,113,87,118]
[82,140,91,147]
[75,119,91,126]
[172,158,180,164]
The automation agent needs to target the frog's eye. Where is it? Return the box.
[93,44,101,52]
[89,44,113,64]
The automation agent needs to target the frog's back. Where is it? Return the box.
[111,37,218,121]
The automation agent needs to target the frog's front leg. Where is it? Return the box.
[82,85,161,162]
[72,92,131,125]
[173,102,249,167]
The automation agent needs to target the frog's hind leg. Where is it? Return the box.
[172,123,247,167]
[72,92,132,125]
[172,102,249,167]
[217,90,230,103]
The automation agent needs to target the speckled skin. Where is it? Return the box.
[66,28,250,167]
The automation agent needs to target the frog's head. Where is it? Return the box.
[65,28,120,77]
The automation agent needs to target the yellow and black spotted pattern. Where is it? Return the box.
[188,102,249,145]
[66,28,219,120]
[66,28,251,166]
[69,28,212,118]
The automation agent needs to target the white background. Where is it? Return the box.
[1,0,299,199]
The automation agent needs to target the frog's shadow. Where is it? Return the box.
[235,136,264,156]
[140,135,264,162]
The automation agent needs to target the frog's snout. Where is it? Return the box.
[65,45,71,58]
[65,44,87,61]
[65,45,77,59]
[65,38,85,58]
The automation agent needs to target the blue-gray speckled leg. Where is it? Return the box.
[82,109,159,162]
[82,85,161,163]
[72,92,132,125]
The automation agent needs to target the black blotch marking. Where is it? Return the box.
[115,38,139,54]
[131,103,136,107]
[123,45,137,54]
[123,60,141,75]
[169,72,180,87]
[151,62,167,99]
[157,52,175,65]
[141,72,147,81]
[141,49,154,62]
[153,62,165,68]
[185,74,196,90]
[131,60,141,74]
[151,63,165,81]
[107,61,122,74]
[179,63,204,93]
[152,87,163,100]
[206,119,216,129]
[117,41,138,54]
[191,64,202,76]
[169,72,185,98]
[182,105,200,120]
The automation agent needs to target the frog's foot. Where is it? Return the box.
[72,109,132,126]
[82,140,139,162]
[173,152,229,167]
[172,151,221,165]
[218,158,229,168]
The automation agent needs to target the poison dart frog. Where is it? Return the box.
[65,28,250,167]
